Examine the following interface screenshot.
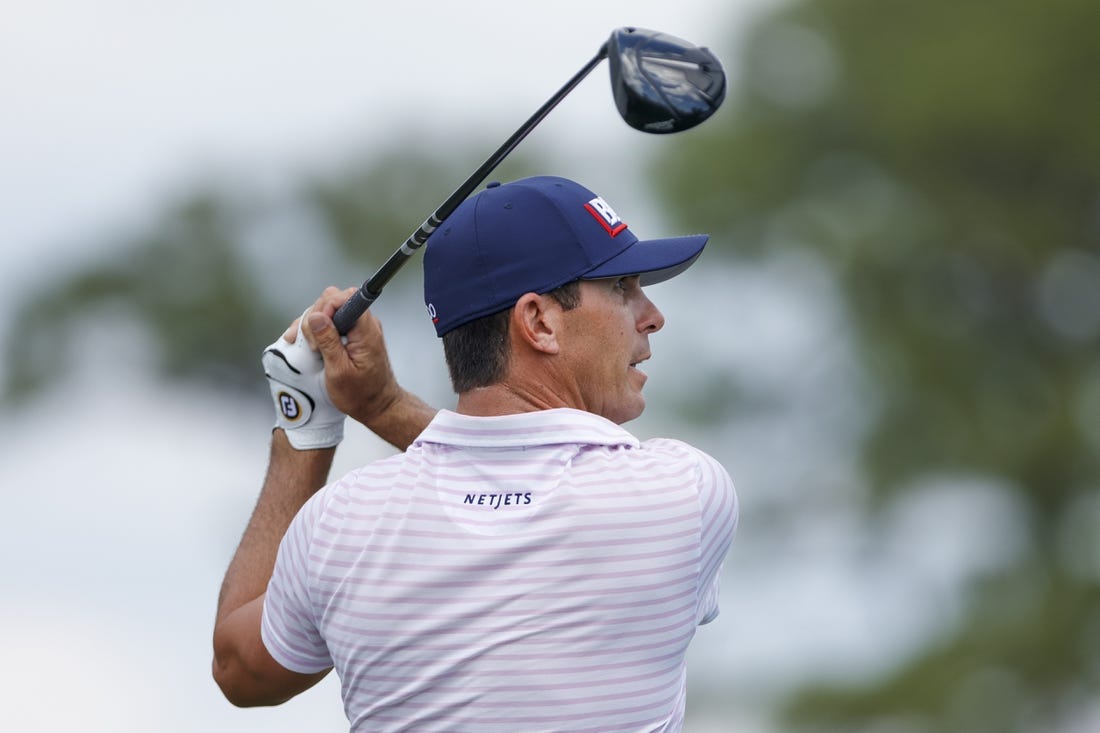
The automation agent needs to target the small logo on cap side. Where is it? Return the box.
[584,197,629,237]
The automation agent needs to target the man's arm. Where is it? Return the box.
[211,287,437,706]
[212,431,333,706]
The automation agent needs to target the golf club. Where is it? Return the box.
[331,26,726,335]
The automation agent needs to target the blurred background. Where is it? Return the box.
[2,1,1098,731]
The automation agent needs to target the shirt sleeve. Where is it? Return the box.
[260,489,335,674]
[692,447,738,625]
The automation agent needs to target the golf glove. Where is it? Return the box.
[262,314,345,450]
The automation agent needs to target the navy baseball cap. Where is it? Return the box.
[423,176,708,336]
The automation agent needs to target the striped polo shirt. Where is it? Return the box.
[262,407,737,732]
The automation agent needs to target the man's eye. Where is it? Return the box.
[617,277,638,291]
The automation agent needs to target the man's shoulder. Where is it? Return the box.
[638,435,716,463]
[638,437,735,498]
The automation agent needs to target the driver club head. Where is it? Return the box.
[607,27,727,134]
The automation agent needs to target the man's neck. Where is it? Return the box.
[455,381,572,417]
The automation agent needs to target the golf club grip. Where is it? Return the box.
[332,287,379,334]
[332,44,610,336]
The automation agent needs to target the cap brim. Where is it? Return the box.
[581,234,708,285]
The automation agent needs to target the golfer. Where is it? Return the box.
[213,176,738,732]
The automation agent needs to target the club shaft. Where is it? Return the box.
[332,44,610,335]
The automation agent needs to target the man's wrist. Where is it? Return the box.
[280,418,346,451]
[344,383,402,428]
[271,428,339,463]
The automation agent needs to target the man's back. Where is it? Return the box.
[263,408,737,732]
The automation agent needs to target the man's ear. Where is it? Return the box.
[511,292,562,355]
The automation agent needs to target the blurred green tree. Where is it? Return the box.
[657,0,1100,731]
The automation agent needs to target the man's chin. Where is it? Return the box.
[606,396,646,425]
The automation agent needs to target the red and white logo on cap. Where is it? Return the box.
[584,196,629,237]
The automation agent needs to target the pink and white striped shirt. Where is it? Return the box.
[262,408,737,732]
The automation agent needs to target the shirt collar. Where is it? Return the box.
[414,408,641,449]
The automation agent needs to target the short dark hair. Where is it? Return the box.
[442,280,582,392]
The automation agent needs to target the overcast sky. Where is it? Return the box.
[1,0,774,281]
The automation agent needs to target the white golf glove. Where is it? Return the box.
[262,313,345,450]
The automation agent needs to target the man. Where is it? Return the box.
[212,176,738,731]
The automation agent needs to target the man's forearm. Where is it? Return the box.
[215,430,334,623]
[356,387,438,452]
